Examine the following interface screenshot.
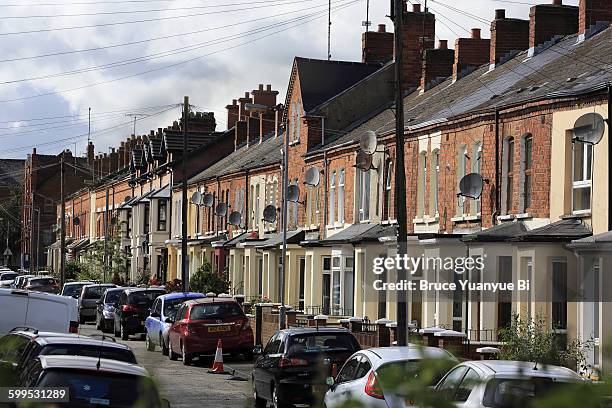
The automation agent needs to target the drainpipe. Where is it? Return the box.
[608,84,612,231]
[494,108,500,225]
[244,170,250,231]
[323,150,329,237]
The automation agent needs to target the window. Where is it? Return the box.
[552,260,567,330]
[157,201,167,231]
[457,145,467,215]
[384,160,393,220]
[290,101,302,143]
[431,152,439,216]
[357,169,370,222]
[322,257,331,315]
[306,185,319,227]
[254,184,260,229]
[329,171,336,225]
[522,135,533,211]
[471,142,482,215]
[298,257,305,310]
[338,169,345,224]
[504,138,515,214]
[126,210,132,238]
[418,151,427,217]
[572,139,592,213]
[336,356,360,384]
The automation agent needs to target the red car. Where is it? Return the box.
[167,297,254,365]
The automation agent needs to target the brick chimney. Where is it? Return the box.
[529,0,578,56]
[362,24,394,64]
[579,0,612,37]
[109,148,118,173]
[87,141,95,167]
[453,28,490,82]
[226,99,239,130]
[490,9,529,66]
[234,120,248,150]
[118,142,125,169]
[238,92,252,121]
[181,111,216,133]
[251,84,278,107]
[396,3,435,91]
[420,39,454,91]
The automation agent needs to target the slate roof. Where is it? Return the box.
[304,223,382,246]
[163,130,226,153]
[0,159,25,186]
[131,148,145,169]
[462,221,528,242]
[250,229,304,249]
[189,133,283,184]
[311,26,612,154]
[511,218,592,242]
[569,230,612,248]
[148,184,171,199]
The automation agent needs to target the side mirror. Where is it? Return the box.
[164,317,174,324]
[253,346,262,356]
[326,377,335,387]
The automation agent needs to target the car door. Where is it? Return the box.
[0,291,28,333]
[169,305,186,351]
[254,333,282,400]
[436,366,481,407]
[114,292,126,331]
[325,354,362,407]
[147,299,163,345]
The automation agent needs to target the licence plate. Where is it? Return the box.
[208,325,231,333]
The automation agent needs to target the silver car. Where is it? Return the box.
[77,284,116,323]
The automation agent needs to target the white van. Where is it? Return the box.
[0,289,79,335]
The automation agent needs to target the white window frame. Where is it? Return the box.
[571,140,592,215]
[329,170,336,226]
[357,169,370,222]
[338,169,345,224]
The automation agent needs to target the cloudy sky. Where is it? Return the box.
[0,0,578,159]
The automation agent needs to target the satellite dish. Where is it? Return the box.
[572,112,606,145]
[360,130,377,154]
[202,193,214,207]
[262,205,277,223]
[287,184,300,203]
[190,191,202,205]
[215,202,228,217]
[304,167,320,186]
[228,211,242,226]
[355,150,373,171]
[73,217,80,226]
[458,173,484,199]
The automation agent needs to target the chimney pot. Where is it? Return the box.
[266,84,271,91]
[495,9,506,19]
[232,99,237,105]
[438,39,448,49]
[378,23,386,32]
[412,4,421,12]
[471,28,481,38]
[553,0,562,4]
[244,91,249,98]
[258,84,264,91]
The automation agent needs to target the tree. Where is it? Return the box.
[64,259,83,281]
[80,225,129,283]
[189,261,229,294]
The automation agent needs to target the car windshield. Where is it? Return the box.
[128,291,165,307]
[287,333,359,353]
[105,291,122,304]
[37,370,162,408]
[84,286,113,300]
[62,284,86,296]
[163,297,193,319]
[483,377,570,408]
[189,303,243,320]
[1,272,17,280]
[377,359,456,389]
[40,345,137,364]
[30,278,56,287]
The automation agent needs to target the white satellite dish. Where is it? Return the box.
[304,167,320,186]
[459,173,484,199]
[262,205,277,223]
[572,112,606,145]
[202,193,214,207]
[228,211,242,226]
[215,202,228,217]
[191,191,202,205]
[355,150,373,171]
[287,185,300,203]
[360,130,377,154]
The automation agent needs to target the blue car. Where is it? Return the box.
[144,292,205,355]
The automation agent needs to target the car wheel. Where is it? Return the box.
[182,342,193,366]
[169,342,179,361]
[145,331,155,352]
[253,378,266,408]
[120,323,129,341]
[161,335,169,356]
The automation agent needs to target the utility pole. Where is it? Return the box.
[327,0,331,60]
[392,0,409,346]
[35,209,40,273]
[181,96,189,292]
[29,205,35,273]
[60,155,66,287]
[279,116,289,330]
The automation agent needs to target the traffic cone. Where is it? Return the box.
[208,339,228,374]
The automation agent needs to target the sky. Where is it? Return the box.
[0,0,579,159]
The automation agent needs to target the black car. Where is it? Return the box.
[252,327,361,408]
[113,288,166,340]
[24,276,60,294]
[96,287,124,332]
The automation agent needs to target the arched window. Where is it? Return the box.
[502,137,515,215]
[418,151,428,217]
[456,145,468,215]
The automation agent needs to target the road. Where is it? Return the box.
[79,324,255,408]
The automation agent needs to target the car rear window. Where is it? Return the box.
[83,286,112,299]
[287,333,360,354]
[62,284,85,296]
[483,378,569,408]
[128,291,165,306]
[30,278,56,287]
[377,359,456,388]
[37,370,162,408]
[0,334,31,364]
[163,297,194,319]
[40,345,137,364]
[189,303,243,320]
[1,272,18,280]
[104,290,122,304]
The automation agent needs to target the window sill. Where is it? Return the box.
[303,225,319,232]
[562,212,592,219]
[381,219,397,225]
[452,214,481,223]
[497,214,515,221]
[289,140,300,147]
[515,213,532,220]
[413,215,440,225]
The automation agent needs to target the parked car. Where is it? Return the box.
[18,355,169,407]
[113,287,166,340]
[96,286,124,332]
[434,360,584,408]
[0,289,79,335]
[324,346,458,408]
[60,280,93,298]
[77,283,116,323]
[0,271,18,288]
[12,274,34,289]
[145,292,205,355]
[167,297,253,365]
[24,276,60,293]
[252,327,361,407]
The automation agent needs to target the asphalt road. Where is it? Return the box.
[79,323,255,408]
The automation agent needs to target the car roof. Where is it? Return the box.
[29,276,55,280]
[359,345,457,366]
[124,287,166,294]
[63,281,93,285]
[83,283,115,289]
[159,292,205,301]
[184,297,239,306]
[462,360,583,379]
[10,330,85,339]
[38,355,147,377]
[36,336,131,350]
[279,327,353,335]
[104,287,125,293]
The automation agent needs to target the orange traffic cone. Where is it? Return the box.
[208,339,228,374]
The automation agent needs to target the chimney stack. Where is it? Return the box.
[251,84,279,108]
[396,2,435,90]
[251,84,279,137]
[579,0,611,37]
[490,9,530,66]
[528,1,578,56]
[420,40,454,91]
[226,99,239,130]
[87,141,95,167]
[453,28,490,82]
[234,120,248,150]
[238,92,252,121]
[362,23,394,64]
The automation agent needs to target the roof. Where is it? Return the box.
[148,184,171,199]
[511,218,592,242]
[157,292,206,301]
[184,297,239,306]
[362,346,457,363]
[569,230,612,249]
[223,232,250,248]
[280,327,352,335]
[292,57,382,113]
[131,148,145,169]
[305,223,379,246]
[38,355,147,377]
[462,221,528,242]
[466,360,583,380]
[163,129,227,153]
[0,159,25,186]
[253,230,305,249]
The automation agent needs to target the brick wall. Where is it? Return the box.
[579,0,612,34]
[362,24,394,64]
[397,4,435,91]
[529,3,578,49]
[490,14,530,65]
[453,30,490,81]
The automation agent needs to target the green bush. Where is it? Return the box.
[189,261,229,294]
[64,260,82,281]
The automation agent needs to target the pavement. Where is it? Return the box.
[79,323,255,408]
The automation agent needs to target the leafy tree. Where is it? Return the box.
[80,225,129,283]
[64,259,83,281]
[189,261,229,294]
